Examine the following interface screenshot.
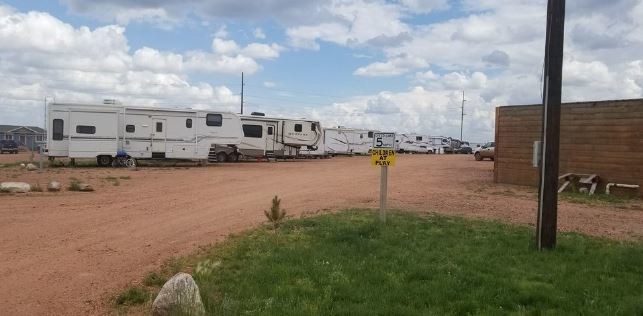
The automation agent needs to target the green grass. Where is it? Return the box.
[121,210,643,315]
[115,286,150,306]
[560,192,631,205]
[143,272,167,287]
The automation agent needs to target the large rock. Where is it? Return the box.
[26,163,38,171]
[47,181,62,192]
[0,182,31,193]
[76,183,94,192]
[152,273,205,316]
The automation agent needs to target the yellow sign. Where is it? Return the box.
[371,148,396,166]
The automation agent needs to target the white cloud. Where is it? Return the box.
[286,0,411,49]
[132,47,183,73]
[354,54,427,77]
[242,43,283,60]
[302,86,496,143]
[211,37,239,55]
[263,81,276,88]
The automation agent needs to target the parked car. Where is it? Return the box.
[455,145,472,154]
[0,140,19,154]
[474,142,495,161]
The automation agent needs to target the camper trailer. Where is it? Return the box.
[237,115,322,159]
[395,133,434,154]
[299,128,328,158]
[45,102,243,166]
[324,127,375,155]
[425,136,450,154]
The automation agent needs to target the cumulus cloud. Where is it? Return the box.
[286,0,411,49]
[0,5,289,125]
[354,54,427,77]
[302,87,496,142]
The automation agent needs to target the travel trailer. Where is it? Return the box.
[237,114,322,159]
[299,129,328,158]
[45,102,243,166]
[426,136,451,154]
[395,133,434,154]
[324,127,375,155]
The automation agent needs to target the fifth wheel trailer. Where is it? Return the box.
[237,114,322,159]
[45,102,243,165]
[324,127,376,155]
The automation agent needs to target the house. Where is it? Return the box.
[0,125,46,150]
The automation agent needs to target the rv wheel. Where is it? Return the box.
[97,155,112,167]
[216,152,228,163]
[126,158,137,168]
[227,153,239,162]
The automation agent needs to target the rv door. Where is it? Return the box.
[152,118,167,155]
[266,124,276,152]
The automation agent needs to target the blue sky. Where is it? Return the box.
[1,0,642,143]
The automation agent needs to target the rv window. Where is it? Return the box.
[368,131,374,138]
[52,119,63,140]
[242,124,263,138]
[311,123,316,131]
[267,126,273,135]
[76,125,95,134]
[156,122,163,132]
[206,114,222,126]
[416,136,423,141]
[186,119,192,128]
[294,124,302,132]
[360,134,363,139]
[126,125,135,133]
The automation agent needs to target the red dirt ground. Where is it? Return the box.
[0,155,641,315]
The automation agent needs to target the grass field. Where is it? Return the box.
[119,210,642,315]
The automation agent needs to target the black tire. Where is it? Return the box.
[474,152,482,161]
[216,152,228,163]
[97,155,112,167]
[227,153,239,162]
[490,157,495,161]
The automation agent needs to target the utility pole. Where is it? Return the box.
[460,90,465,141]
[240,72,244,115]
[537,0,565,250]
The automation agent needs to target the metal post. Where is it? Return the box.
[240,72,244,115]
[379,165,388,222]
[537,0,565,250]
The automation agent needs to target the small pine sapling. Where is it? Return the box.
[264,195,286,228]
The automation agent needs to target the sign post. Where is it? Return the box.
[371,132,396,223]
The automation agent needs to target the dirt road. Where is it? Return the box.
[1,155,641,315]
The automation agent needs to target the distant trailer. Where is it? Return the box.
[324,127,376,155]
[45,102,243,166]
[395,133,434,154]
[237,115,322,159]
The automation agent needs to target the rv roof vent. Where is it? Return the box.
[250,112,265,116]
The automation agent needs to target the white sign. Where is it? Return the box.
[373,132,395,149]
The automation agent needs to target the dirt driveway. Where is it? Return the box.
[1,155,641,315]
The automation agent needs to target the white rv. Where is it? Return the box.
[395,133,434,154]
[299,128,328,158]
[324,127,375,155]
[45,102,243,166]
[237,114,322,159]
